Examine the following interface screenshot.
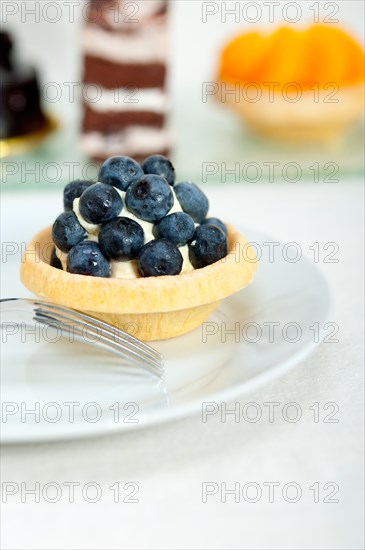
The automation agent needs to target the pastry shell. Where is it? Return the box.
[20,224,257,341]
[217,81,365,144]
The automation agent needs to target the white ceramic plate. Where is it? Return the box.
[0,221,331,443]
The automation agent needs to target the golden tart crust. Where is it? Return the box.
[21,224,257,341]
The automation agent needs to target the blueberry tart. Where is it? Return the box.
[21,155,257,340]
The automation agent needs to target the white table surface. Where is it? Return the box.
[1,180,364,550]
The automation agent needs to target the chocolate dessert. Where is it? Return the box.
[80,0,171,163]
[0,31,46,139]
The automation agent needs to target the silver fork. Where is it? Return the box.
[0,298,164,379]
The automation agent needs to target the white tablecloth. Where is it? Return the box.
[1,181,363,549]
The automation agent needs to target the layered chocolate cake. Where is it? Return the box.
[80,0,171,163]
[0,31,46,139]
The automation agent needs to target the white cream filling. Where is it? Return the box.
[55,247,68,271]
[111,258,139,279]
[61,187,194,279]
[80,127,171,157]
[73,198,100,237]
[179,243,195,274]
[114,189,155,244]
[84,87,169,114]
[82,24,168,63]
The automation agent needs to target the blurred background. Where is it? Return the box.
[1,4,364,549]
[1,0,364,186]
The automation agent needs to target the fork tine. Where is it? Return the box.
[34,314,164,378]
[34,301,162,362]
[34,309,163,370]
[35,317,164,379]
[1,298,165,379]
[34,305,163,371]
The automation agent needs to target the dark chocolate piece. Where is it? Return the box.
[83,56,166,90]
[0,32,46,139]
[82,104,165,133]
[0,67,46,139]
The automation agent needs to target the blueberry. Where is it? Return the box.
[99,156,144,191]
[125,175,173,222]
[142,155,175,186]
[174,182,209,223]
[50,246,63,270]
[52,211,86,253]
[189,225,228,269]
[201,217,227,235]
[98,217,144,261]
[67,241,110,278]
[137,239,183,277]
[63,180,94,211]
[79,183,123,225]
[153,212,195,247]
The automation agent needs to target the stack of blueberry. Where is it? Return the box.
[51,155,228,278]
